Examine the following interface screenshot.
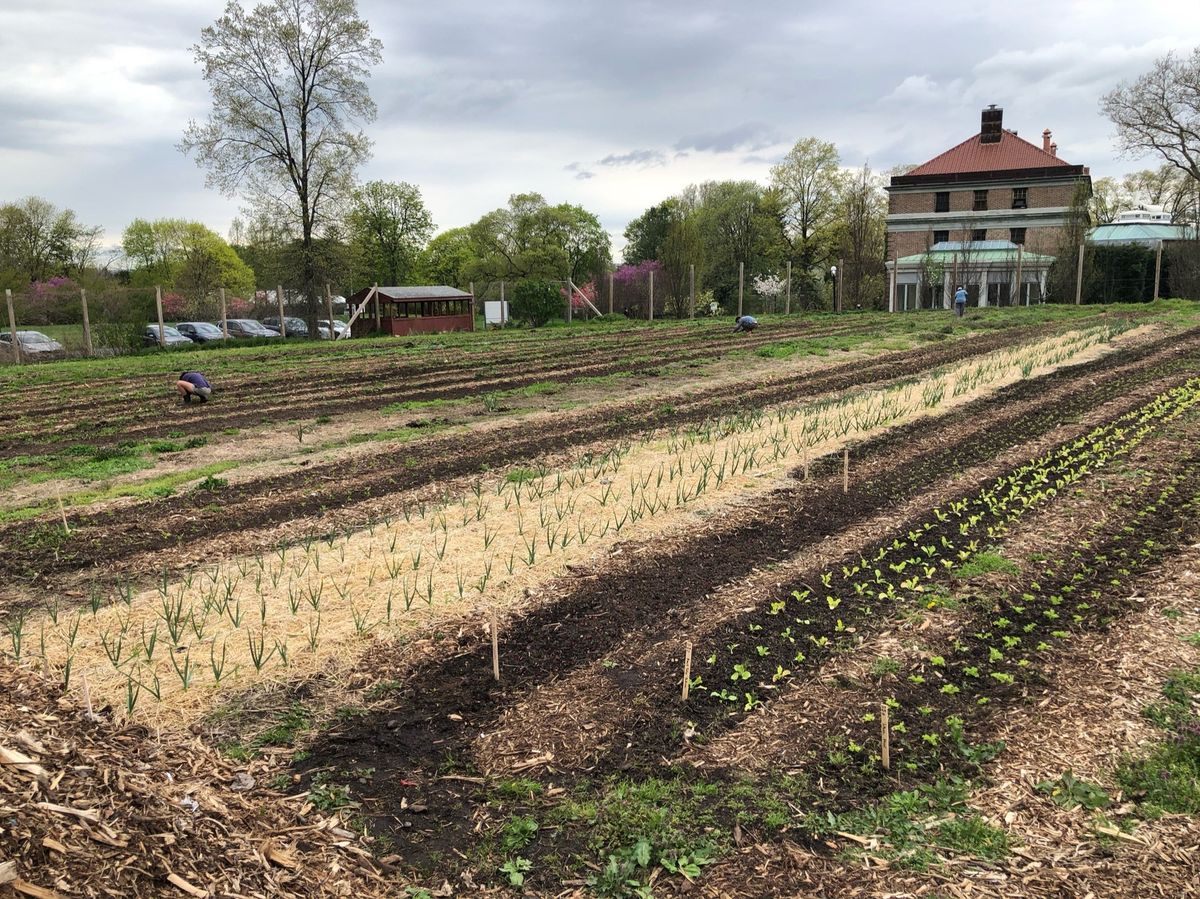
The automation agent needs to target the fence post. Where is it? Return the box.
[1074,244,1085,305]
[888,255,897,313]
[689,264,695,319]
[1153,240,1163,302]
[1014,245,1024,307]
[326,283,335,339]
[500,280,506,325]
[276,284,287,336]
[836,257,844,312]
[785,260,792,315]
[648,269,654,322]
[608,270,614,316]
[155,286,166,347]
[79,288,93,356]
[737,262,744,317]
[219,288,229,337]
[373,282,380,330]
[5,289,19,365]
[566,278,573,323]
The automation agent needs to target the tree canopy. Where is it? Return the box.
[466,193,610,284]
[0,197,102,288]
[122,219,256,296]
[347,180,434,286]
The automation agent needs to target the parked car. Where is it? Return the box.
[142,325,195,348]
[318,319,350,339]
[260,315,310,338]
[222,319,281,339]
[1,330,65,357]
[177,321,229,344]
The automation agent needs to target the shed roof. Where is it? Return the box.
[373,286,473,300]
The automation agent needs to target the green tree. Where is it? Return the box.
[122,219,256,297]
[770,137,842,307]
[417,227,475,288]
[180,0,383,332]
[466,193,610,284]
[0,196,101,286]
[509,278,562,327]
[348,180,434,286]
[622,201,674,264]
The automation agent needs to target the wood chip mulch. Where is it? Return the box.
[0,661,401,899]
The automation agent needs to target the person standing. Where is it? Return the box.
[953,285,967,318]
[176,371,213,404]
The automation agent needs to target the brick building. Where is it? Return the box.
[885,106,1091,309]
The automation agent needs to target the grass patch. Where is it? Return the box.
[381,397,461,414]
[955,550,1019,578]
[505,467,538,484]
[811,778,1009,870]
[1116,668,1200,816]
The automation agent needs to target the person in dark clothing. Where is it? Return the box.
[732,315,758,334]
[176,371,212,404]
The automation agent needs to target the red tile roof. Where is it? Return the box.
[907,129,1073,177]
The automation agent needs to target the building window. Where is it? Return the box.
[972,229,987,242]
[935,192,950,213]
[933,230,949,245]
[973,189,988,211]
[1010,228,1026,245]
[1012,187,1028,209]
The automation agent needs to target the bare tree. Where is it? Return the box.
[1101,47,1200,184]
[180,0,382,331]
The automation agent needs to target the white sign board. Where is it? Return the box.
[484,300,509,326]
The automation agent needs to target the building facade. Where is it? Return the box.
[885,106,1092,309]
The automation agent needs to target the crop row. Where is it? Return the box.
[691,376,1200,723]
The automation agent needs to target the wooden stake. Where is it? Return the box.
[785,260,791,314]
[842,448,849,494]
[836,257,844,312]
[276,284,287,336]
[219,288,229,338]
[681,641,693,701]
[566,278,573,324]
[5,288,19,365]
[802,445,810,481]
[608,270,614,316]
[56,486,70,536]
[737,262,744,317]
[1074,243,1085,305]
[373,282,380,329]
[490,609,500,681]
[79,288,92,356]
[154,286,165,347]
[648,269,654,322]
[881,704,890,771]
[689,264,695,319]
[1153,239,1163,301]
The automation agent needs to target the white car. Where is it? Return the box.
[1,330,65,356]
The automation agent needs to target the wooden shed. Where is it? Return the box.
[347,286,475,337]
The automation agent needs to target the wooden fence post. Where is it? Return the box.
[566,278,573,324]
[737,262,744,317]
[155,286,166,347]
[326,283,335,339]
[785,260,791,315]
[276,284,287,336]
[842,448,850,494]
[1014,245,1024,307]
[648,269,654,322]
[1153,240,1163,302]
[491,609,500,681]
[681,641,693,701]
[689,264,695,319]
[608,270,614,316]
[888,256,897,313]
[500,280,507,325]
[373,282,380,329]
[5,289,19,364]
[79,288,93,356]
[836,257,844,312]
[219,288,229,337]
[1074,244,1085,306]
[881,704,890,770]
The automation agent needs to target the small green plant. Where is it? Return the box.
[1036,771,1110,810]
[499,857,532,887]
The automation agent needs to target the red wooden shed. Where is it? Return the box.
[347,286,475,337]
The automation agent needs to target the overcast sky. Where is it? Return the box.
[2,0,1199,254]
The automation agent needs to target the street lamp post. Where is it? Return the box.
[830,265,838,312]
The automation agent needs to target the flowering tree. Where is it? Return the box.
[752,272,786,313]
[560,279,597,311]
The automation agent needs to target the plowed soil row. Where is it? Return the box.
[0,322,1090,587]
[0,316,892,455]
[293,334,1200,849]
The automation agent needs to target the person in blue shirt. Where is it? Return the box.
[954,285,967,318]
[176,371,212,404]
[732,315,758,334]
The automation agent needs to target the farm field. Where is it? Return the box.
[3,303,1200,898]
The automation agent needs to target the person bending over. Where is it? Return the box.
[176,371,212,404]
[732,314,758,334]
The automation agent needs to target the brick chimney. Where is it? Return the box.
[981,105,1003,144]
[1050,142,1057,157]
[1042,129,1052,152]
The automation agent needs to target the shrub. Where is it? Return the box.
[510,279,562,327]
